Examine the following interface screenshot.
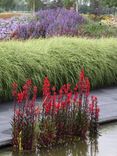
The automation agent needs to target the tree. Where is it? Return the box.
[26,0,44,12]
[102,0,117,7]
[0,0,16,11]
[90,0,101,15]
[62,0,75,8]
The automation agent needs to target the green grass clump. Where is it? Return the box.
[0,37,117,101]
[79,18,117,38]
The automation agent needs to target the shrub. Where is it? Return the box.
[11,8,84,39]
[12,70,100,150]
[0,37,117,101]
[79,16,117,38]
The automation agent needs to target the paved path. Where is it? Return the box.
[0,87,117,147]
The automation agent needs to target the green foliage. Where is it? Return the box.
[26,0,44,11]
[79,17,117,38]
[62,0,75,8]
[0,37,117,101]
[102,0,117,7]
[0,0,16,11]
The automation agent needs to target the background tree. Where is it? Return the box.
[90,0,101,15]
[102,0,117,7]
[26,0,44,12]
[62,0,75,9]
[0,0,16,11]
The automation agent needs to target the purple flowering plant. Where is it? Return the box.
[0,8,84,40]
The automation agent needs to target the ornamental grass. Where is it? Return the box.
[0,37,117,101]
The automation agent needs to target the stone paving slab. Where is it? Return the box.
[0,87,117,147]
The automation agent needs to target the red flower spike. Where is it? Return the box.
[52,86,56,92]
[89,103,94,112]
[91,96,97,101]
[54,102,61,113]
[17,92,24,103]
[79,69,85,82]
[85,77,90,96]
[26,79,32,87]
[33,86,38,95]
[43,76,51,97]
[95,107,100,118]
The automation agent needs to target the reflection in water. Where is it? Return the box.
[1,123,117,156]
[38,141,89,156]
[90,138,98,156]
[1,139,98,156]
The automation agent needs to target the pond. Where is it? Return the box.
[0,122,117,156]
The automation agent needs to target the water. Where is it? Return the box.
[0,122,117,156]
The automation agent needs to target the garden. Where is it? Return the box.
[0,0,117,155]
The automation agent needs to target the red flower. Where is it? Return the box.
[95,107,100,118]
[43,76,51,97]
[55,102,61,112]
[79,69,85,82]
[61,101,66,109]
[89,103,94,112]
[22,84,28,99]
[26,79,32,87]
[74,93,78,102]
[85,77,90,96]
[33,86,38,95]
[67,92,72,104]
[91,96,97,101]
[74,84,78,92]
[52,86,56,92]
[17,92,24,103]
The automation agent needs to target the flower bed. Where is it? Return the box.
[0,15,32,40]
[12,69,100,151]
[0,8,84,40]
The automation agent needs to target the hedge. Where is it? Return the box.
[0,37,117,101]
